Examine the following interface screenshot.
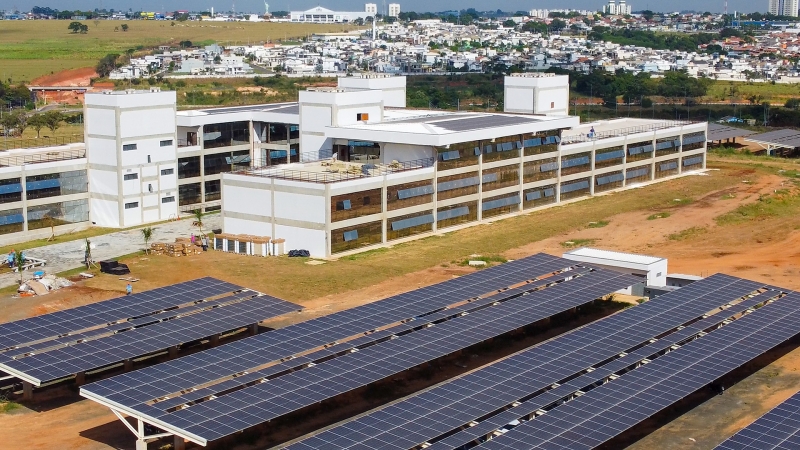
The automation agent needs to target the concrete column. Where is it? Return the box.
[22,381,33,401]
[168,346,179,359]
[209,334,220,347]
[135,439,148,450]
[173,436,186,450]
[136,419,147,450]
[249,323,259,336]
[124,359,133,371]
[75,371,86,386]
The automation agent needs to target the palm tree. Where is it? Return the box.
[192,209,204,236]
[141,227,154,254]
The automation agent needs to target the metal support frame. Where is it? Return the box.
[249,323,259,336]
[209,334,220,347]
[110,408,177,450]
[22,381,33,401]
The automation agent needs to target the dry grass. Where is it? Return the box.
[0,20,364,82]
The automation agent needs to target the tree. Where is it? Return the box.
[28,114,47,138]
[68,21,85,33]
[121,23,129,31]
[14,250,25,285]
[192,210,204,236]
[0,111,27,137]
[96,53,120,78]
[141,227,154,254]
[550,19,567,31]
[785,98,800,110]
[503,19,517,28]
[43,111,64,133]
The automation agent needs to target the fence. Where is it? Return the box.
[0,135,84,152]
[0,148,86,167]
[234,156,435,184]
[561,121,701,145]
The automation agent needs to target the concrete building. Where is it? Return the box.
[289,6,371,23]
[388,3,400,18]
[769,0,799,17]
[84,88,179,228]
[504,73,570,116]
[219,76,707,258]
[365,3,377,16]
[603,0,631,15]
[562,247,668,292]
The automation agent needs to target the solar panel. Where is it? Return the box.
[473,291,800,450]
[707,123,754,142]
[714,390,800,450]
[746,129,800,149]
[80,254,636,445]
[432,115,539,132]
[0,279,302,386]
[283,275,774,450]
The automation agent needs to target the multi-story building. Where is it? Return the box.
[289,6,371,23]
[603,0,631,15]
[768,0,799,16]
[365,3,377,16]
[220,75,707,258]
[388,3,400,17]
[0,75,708,253]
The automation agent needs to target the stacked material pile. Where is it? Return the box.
[150,239,203,257]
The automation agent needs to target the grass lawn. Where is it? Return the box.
[705,80,800,104]
[0,20,364,82]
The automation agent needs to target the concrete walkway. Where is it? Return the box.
[1,215,222,289]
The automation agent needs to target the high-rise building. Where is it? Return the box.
[388,3,400,17]
[602,0,631,14]
[768,0,799,16]
[365,3,377,15]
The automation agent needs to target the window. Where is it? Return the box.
[148,184,153,193]
[362,196,371,206]
[122,143,137,151]
[336,199,352,211]
[162,196,175,203]
[343,230,358,241]
[550,102,555,108]
[123,173,138,181]
[161,168,174,176]
[147,155,151,163]
[160,139,173,147]
[357,113,370,121]
[124,202,139,209]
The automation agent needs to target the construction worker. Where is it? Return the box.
[126,283,132,296]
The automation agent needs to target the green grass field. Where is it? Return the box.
[0,20,363,82]
[705,80,800,104]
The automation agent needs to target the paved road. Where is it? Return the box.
[1,215,222,289]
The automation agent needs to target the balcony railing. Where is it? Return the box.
[561,121,701,145]
[0,148,86,168]
[0,135,83,152]
[233,156,435,184]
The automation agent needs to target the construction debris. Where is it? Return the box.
[17,274,74,296]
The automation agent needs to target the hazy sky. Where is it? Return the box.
[16,0,765,14]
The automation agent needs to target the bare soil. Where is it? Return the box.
[2,160,800,450]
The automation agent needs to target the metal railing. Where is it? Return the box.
[177,138,199,148]
[233,156,435,184]
[0,135,84,152]
[561,121,701,145]
[0,148,86,167]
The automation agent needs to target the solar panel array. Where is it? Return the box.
[432,115,540,132]
[283,274,773,450]
[714,390,800,450]
[474,290,800,450]
[707,123,755,142]
[746,128,800,149]
[0,278,302,385]
[80,254,637,444]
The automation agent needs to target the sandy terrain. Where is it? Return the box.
[1,162,799,450]
[30,68,100,105]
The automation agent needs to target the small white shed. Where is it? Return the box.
[562,248,668,292]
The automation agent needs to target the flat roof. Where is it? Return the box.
[562,119,702,145]
[176,102,299,127]
[563,247,665,266]
[745,128,800,149]
[707,123,754,141]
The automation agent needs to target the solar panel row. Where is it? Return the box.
[80,254,632,445]
[475,291,800,450]
[0,291,301,385]
[282,275,771,450]
[142,270,635,442]
[0,277,241,349]
[714,390,800,450]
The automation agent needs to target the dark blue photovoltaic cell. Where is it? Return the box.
[81,254,636,444]
[283,275,777,450]
[0,279,302,385]
[714,390,800,450]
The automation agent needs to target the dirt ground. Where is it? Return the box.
[1,159,800,450]
[29,68,100,105]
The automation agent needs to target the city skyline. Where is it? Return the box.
[4,0,774,14]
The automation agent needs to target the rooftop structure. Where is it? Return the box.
[563,247,668,288]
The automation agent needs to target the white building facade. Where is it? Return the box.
[769,0,799,16]
[289,6,371,23]
[388,3,400,17]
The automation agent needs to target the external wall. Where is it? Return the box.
[504,74,570,116]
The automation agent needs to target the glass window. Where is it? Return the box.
[0,208,24,235]
[331,189,381,222]
[204,150,250,176]
[27,199,89,230]
[124,202,139,209]
[0,178,22,204]
[26,170,88,200]
[483,165,519,192]
[161,168,174,176]
[162,196,175,203]
[523,184,557,209]
[160,139,173,147]
[122,143,137,151]
[437,201,478,229]
[436,140,480,171]
[178,156,200,179]
[205,180,221,202]
[203,122,250,149]
[331,221,382,253]
[387,211,434,241]
[178,183,202,206]
[123,173,138,181]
